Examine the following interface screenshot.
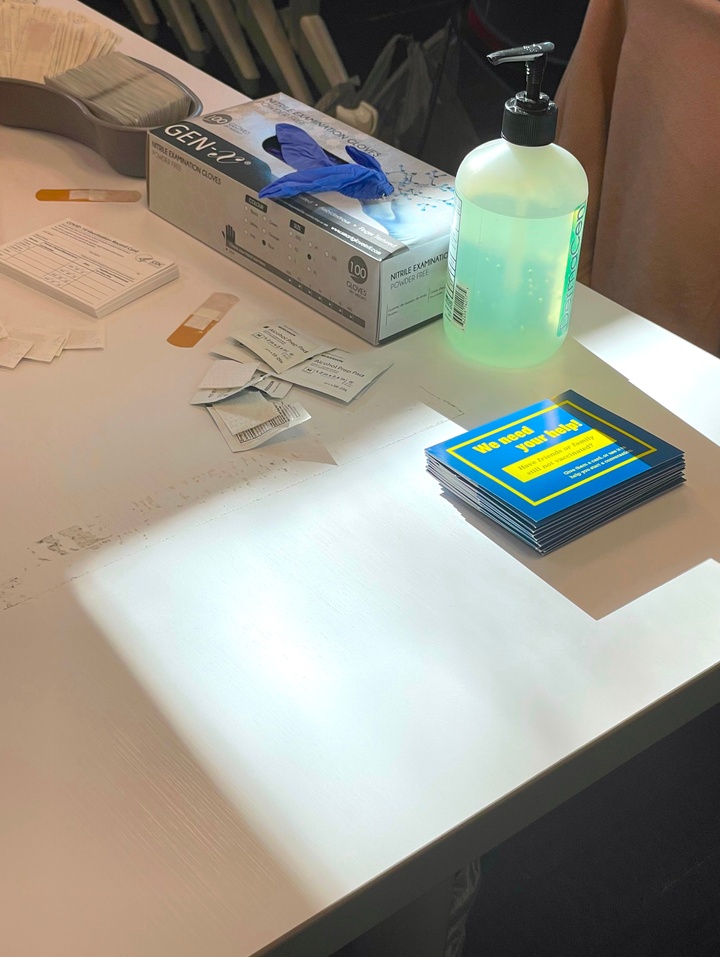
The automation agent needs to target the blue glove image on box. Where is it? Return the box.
[258,123,394,201]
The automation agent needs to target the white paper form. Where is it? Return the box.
[278,349,393,402]
[7,327,67,362]
[11,16,55,81]
[0,338,34,369]
[190,385,254,406]
[0,220,178,318]
[197,359,258,390]
[230,322,331,374]
[210,338,272,372]
[212,391,279,435]
[190,372,287,406]
[64,326,106,350]
[252,375,293,399]
[208,400,311,452]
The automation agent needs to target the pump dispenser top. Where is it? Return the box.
[487,41,557,146]
[442,39,589,368]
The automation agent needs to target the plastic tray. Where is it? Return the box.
[0,64,203,178]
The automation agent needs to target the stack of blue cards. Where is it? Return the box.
[425,390,685,554]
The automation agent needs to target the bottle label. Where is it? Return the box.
[443,195,467,329]
[449,282,470,328]
[557,202,586,337]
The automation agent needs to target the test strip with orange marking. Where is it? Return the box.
[167,293,239,347]
[36,189,142,202]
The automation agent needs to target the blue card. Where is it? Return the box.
[426,390,684,526]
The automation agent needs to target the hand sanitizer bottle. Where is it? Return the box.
[443,42,588,368]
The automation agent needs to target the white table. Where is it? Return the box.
[2,6,720,957]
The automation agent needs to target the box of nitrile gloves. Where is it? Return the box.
[147,94,455,344]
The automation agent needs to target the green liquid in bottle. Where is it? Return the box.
[443,198,586,368]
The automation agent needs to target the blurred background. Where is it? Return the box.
[85,1,589,174]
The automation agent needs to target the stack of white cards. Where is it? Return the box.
[46,52,193,127]
[0,3,119,82]
[194,321,393,451]
[0,220,178,318]
[0,320,105,370]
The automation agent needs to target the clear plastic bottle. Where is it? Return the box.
[443,43,588,368]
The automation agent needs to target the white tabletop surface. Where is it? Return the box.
[2,5,720,957]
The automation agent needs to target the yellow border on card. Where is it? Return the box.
[447,400,657,506]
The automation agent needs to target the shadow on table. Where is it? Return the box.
[0,592,323,957]
[416,332,720,620]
